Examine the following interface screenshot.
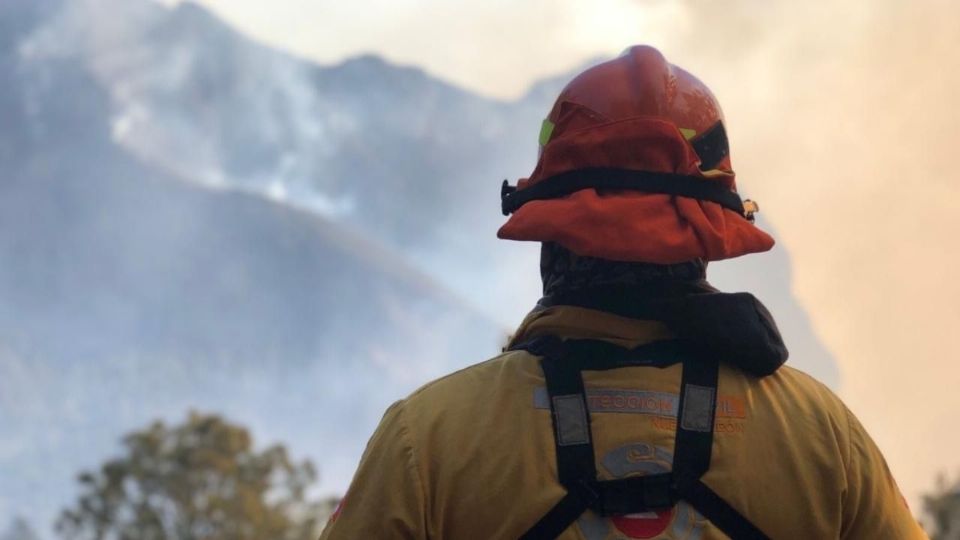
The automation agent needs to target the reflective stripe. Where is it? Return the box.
[680,384,716,433]
[553,394,590,446]
[534,387,679,417]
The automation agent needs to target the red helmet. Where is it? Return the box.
[498,45,774,263]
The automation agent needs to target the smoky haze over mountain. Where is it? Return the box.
[0,0,836,534]
[644,0,960,510]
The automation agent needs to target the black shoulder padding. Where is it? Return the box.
[660,292,788,377]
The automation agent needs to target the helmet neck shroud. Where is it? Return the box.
[537,243,788,378]
[540,242,706,297]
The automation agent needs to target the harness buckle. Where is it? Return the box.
[591,474,676,516]
[641,474,676,510]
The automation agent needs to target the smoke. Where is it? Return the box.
[652,0,960,510]
[14,0,960,520]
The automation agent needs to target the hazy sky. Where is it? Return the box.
[178,0,960,514]
[167,0,684,99]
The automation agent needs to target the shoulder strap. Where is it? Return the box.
[514,337,770,540]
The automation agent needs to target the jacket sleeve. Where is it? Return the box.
[319,400,427,540]
[840,406,928,539]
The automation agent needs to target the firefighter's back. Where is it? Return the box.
[321,306,925,539]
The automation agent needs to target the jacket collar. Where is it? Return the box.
[508,305,674,351]
[510,284,788,377]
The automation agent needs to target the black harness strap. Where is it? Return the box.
[682,479,770,540]
[516,337,770,540]
[672,354,718,489]
[540,348,597,491]
[500,167,747,217]
[520,490,593,540]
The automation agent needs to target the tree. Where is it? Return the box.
[924,473,960,540]
[56,412,323,540]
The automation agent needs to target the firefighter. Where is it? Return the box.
[319,45,926,539]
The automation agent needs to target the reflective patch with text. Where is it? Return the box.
[533,387,747,434]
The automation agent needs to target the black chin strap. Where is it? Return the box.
[500,168,757,222]
[514,336,770,540]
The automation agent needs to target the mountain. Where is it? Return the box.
[23,0,517,243]
[0,0,838,534]
[18,0,554,321]
[0,2,501,532]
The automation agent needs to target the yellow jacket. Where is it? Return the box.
[320,306,926,539]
